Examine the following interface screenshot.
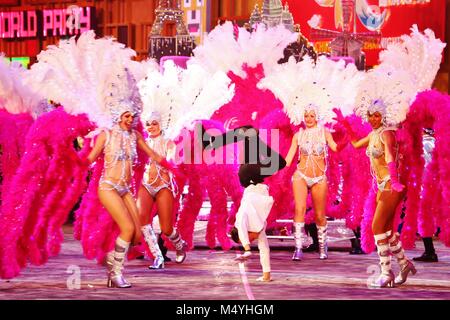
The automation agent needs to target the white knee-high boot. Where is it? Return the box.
[370,232,395,288]
[107,237,132,288]
[141,224,165,269]
[292,222,304,261]
[168,229,187,264]
[318,225,328,260]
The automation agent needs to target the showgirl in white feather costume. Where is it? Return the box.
[336,26,446,288]
[258,55,363,261]
[23,31,177,288]
[137,60,235,267]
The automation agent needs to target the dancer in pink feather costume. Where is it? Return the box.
[84,108,175,288]
[137,112,187,270]
[336,66,419,288]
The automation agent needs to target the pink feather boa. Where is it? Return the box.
[0,108,93,279]
[399,90,450,248]
[176,120,243,251]
[0,111,33,203]
[360,185,377,253]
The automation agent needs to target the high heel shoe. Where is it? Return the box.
[370,270,395,288]
[292,248,303,261]
[107,273,132,288]
[394,260,417,285]
[175,240,188,264]
[149,256,165,269]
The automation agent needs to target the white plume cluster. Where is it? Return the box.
[139,60,235,140]
[26,31,143,128]
[0,55,43,116]
[190,22,297,77]
[379,24,446,92]
[355,25,444,126]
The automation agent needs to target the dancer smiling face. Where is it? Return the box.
[304,110,318,128]
[146,119,162,138]
[368,111,383,130]
[119,111,135,131]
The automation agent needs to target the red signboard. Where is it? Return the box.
[286,0,446,65]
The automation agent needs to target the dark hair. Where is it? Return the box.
[230,227,240,244]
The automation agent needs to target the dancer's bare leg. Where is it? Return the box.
[98,189,136,242]
[156,189,174,237]
[122,193,143,245]
[292,177,308,260]
[137,185,155,226]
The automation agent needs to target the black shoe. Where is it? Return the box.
[413,252,438,262]
[349,247,365,255]
[163,255,172,262]
[303,243,319,253]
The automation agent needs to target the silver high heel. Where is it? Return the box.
[395,260,417,285]
[175,239,188,264]
[292,248,303,261]
[370,270,395,288]
[149,255,165,269]
[107,273,132,288]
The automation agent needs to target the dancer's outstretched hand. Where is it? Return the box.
[332,108,346,123]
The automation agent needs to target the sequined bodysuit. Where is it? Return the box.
[142,135,175,198]
[293,126,328,188]
[366,127,399,192]
[99,126,137,197]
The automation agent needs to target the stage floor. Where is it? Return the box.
[1,223,450,300]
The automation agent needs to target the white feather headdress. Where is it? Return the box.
[379,25,446,92]
[26,31,143,128]
[354,67,417,127]
[258,56,364,125]
[190,22,297,77]
[0,55,43,117]
[139,60,235,140]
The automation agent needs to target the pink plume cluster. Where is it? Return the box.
[398,90,450,248]
[0,108,93,279]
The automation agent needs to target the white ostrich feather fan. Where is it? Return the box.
[379,25,446,92]
[0,55,43,116]
[25,31,142,128]
[190,22,297,77]
[139,60,235,140]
